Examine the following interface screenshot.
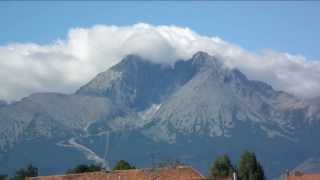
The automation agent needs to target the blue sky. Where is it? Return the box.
[0,1,319,60]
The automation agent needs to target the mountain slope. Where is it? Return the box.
[144,56,307,142]
[77,54,197,111]
[0,93,129,153]
[0,52,319,178]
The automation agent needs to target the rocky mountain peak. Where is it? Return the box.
[191,51,223,70]
[191,51,210,60]
[112,54,151,71]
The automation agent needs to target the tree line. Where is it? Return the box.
[2,160,136,180]
[2,150,265,180]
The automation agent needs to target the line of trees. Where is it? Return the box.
[65,160,136,174]
[7,164,38,180]
[210,150,265,180]
[3,151,264,180]
[1,160,135,180]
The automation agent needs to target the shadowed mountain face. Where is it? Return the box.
[0,52,319,178]
[76,54,198,111]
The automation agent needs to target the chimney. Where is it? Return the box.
[233,171,237,180]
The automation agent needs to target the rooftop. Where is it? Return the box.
[286,172,320,180]
[27,166,205,180]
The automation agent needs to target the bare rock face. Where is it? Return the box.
[0,52,319,178]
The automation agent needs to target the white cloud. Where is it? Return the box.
[0,23,319,101]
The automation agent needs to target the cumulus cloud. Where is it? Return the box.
[0,23,319,101]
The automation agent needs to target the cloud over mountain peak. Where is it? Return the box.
[0,23,319,101]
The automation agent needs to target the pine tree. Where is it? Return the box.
[210,154,234,178]
[238,151,265,180]
[11,164,38,180]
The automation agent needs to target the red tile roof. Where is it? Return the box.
[27,166,205,180]
[286,173,320,180]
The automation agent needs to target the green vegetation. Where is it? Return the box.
[10,164,38,180]
[210,154,234,178]
[238,151,265,180]
[113,160,136,170]
[0,175,7,180]
[66,164,103,174]
[65,160,135,174]
[210,151,265,180]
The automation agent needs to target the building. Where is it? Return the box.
[27,166,206,180]
[285,171,320,180]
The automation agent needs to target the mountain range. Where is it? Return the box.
[0,52,319,179]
